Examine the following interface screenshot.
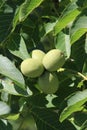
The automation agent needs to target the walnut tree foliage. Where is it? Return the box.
[0,0,87,130]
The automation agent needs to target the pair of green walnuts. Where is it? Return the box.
[21,49,65,94]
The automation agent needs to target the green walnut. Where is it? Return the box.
[32,49,45,62]
[21,58,44,78]
[43,49,65,71]
[38,71,59,94]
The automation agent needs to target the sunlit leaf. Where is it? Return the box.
[6,114,20,120]
[55,31,71,58]
[40,21,57,38]
[8,33,30,60]
[70,12,87,44]
[19,0,44,21]
[0,78,26,96]
[0,101,10,116]
[54,2,81,35]
[12,0,44,30]
[60,90,87,122]
[0,55,27,96]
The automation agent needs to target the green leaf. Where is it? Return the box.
[54,2,81,35]
[80,120,87,130]
[31,108,60,130]
[32,109,59,130]
[32,108,76,130]
[5,113,20,120]
[74,111,87,126]
[71,37,86,72]
[40,22,57,38]
[12,0,44,30]
[0,101,10,116]
[70,13,87,44]
[0,0,5,8]
[19,0,44,21]
[0,120,12,130]
[84,34,87,54]
[12,7,20,32]
[0,12,13,43]
[59,90,87,122]
[27,93,48,108]
[55,31,71,58]
[0,55,26,91]
[8,33,30,60]
[0,78,26,96]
